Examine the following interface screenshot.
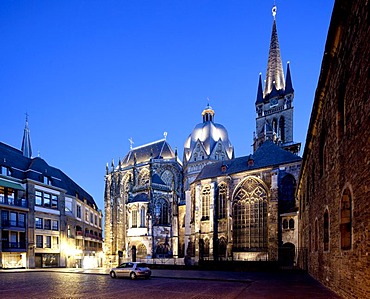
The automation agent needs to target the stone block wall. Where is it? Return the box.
[298,1,370,298]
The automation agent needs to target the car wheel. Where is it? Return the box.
[110,271,116,278]
[130,272,137,280]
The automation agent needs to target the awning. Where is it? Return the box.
[0,179,25,191]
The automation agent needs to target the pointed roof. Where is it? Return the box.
[285,62,294,94]
[255,73,264,104]
[194,141,301,182]
[21,115,32,158]
[121,139,176,167]
[264,6,285,98]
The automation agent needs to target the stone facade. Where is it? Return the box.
[297,0,370,298]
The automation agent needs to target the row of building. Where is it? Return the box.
[1,1,368,297]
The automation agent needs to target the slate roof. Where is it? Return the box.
[130,193,149,203]
[0,142,97,209]
[121,139,176,167]
[194,141,301,182]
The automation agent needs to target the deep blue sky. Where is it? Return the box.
[0,1,334,211]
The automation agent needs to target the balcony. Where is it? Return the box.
[0,196,28,208]
[75,231,102,241]
[2,241,26,250]
[2,220,26,229]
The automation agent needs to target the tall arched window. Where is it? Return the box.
[140,206,146,227]
[201,185,210,220]
[218,237,227,258]
[279,116,285,142]
[132,206,137,228]
[340,188,352,250]
[137,243,147,258]
[289,218,295,229]
[232,177,268,251]
[217,183,227,219]
[272,118,278,134]
[280,174,296,213]
[204,239,210,257]
[154,198,169,225]
[324,209,329,251]
[138,170,150,186]
[314,219,318,252]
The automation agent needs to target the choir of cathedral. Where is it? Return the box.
[104,6,302,266]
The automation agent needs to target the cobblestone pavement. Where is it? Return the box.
[0,268,341,298]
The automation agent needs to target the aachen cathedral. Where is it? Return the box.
[104,6,302,267]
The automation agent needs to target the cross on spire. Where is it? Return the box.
[129,137,134,150]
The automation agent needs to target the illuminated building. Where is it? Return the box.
[0,118,103,269]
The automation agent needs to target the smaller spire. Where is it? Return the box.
[285,62,294,94]
[21,113,32,158]
[129,137,134,150]
[255,73,264,104]
[202,99,215,123]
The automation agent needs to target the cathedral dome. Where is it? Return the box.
[183,105,234,165]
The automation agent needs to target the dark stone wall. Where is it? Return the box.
[298,0,370,298]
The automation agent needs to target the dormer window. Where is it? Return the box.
[43,176,51,186]
[1,166,11,176]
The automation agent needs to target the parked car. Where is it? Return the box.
[109,262,151,279]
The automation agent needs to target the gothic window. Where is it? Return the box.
[140,206,146,227]
[218,237,227,258]
[187,241,195,257]
[279,116,285,142]
[137,243,147,258]
[191,187,195,223]
[154,198,169,225]
[283,219,288,229]
[232,177,268,251]
[132,206,137,228]
[324,209,329,251]
[194,153,197,161]
[280,174,296,213]
[203,239,210,257]
[217,183,227,219]
[201,185,211,220]
[138,170,150,186]
[161,170,173,187]
[289,218,294,229]
[272,118,278,134]
[319,127,327,178]
[340,188,352,250]
[314,218,318,252]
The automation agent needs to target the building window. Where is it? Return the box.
[279,174,296,213]
[1,166,11,176]
[52,236,59,249]
[77,205,81,218]
[90,212,94,223]
[232,177,268,250]
[340,188,352,250]
[0,186,15,205]
[324,210,329,251]
[132,206,137,228]
[45,236,51,248]
[18,213,25,228]
[201,185,210,220]
[52,220,58,231]
[94,215,98,225]
[44,219,51,230]
[289,219,294,229]
[43,176,51,185]
[154,198,169,225]
[36,235,43,248]
[314,219,318,252]
[283,219,288,229]
[85,210,89,222]
[217,183,227,219]
[35,191,58,209]
[35,217,43,229]
[191,187,195,223]
[140,206,146,227]
[279,116,285,142]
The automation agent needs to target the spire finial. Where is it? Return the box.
[129,137,134,150]
[163,132,168,140]
[272,5,277,20]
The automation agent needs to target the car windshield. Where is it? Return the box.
[136,263,147,268]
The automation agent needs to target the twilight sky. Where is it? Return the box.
[0,0,334,211]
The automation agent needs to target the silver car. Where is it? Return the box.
[109,262,151,279]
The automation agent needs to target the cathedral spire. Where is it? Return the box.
[264,5,285,98]
[21,114,32,158]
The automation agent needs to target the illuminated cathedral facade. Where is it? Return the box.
[104,6,302,266]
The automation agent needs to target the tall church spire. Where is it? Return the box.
[264,5,285,98]
[21,114,32,158]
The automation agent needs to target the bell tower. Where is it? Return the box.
[253,5,300,155]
